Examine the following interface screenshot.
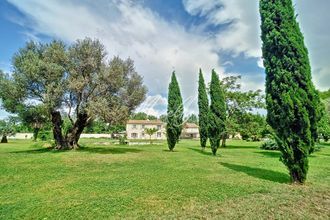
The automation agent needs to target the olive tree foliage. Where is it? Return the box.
[18,105,49,141]
[0,119,15,143]
[319,89,330,142]
[220,75,265,146]
[0,38,147,149]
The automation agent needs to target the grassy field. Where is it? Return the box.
[0,139,329,219]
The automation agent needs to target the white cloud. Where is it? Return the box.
[183,0,330,91]
[135,95,167,117]
[7,0,226,115]
[5,0,329,117]
[183,0,261,58]
[295,0,330,91]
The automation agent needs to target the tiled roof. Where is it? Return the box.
[127,120,164,125]
[184,123,199,128]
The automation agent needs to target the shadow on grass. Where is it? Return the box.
[220,162,289,183]
[255,151,281,158]
[256,150,318,158]
[320,142,330,147]
[11,146,142,155]
[78,146,142,154]
[10,147,61,154]
[221,145,258,149]
[188,147,214,156]
[162,149,179,153]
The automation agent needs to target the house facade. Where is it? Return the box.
[126,120,200,140]
[180,123,200,139]
[126,120,166,140]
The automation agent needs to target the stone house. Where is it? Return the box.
[180,123,200,139]
[126,120,166,140]
[126,120,200,140]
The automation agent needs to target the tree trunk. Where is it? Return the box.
[1,135,8,143]
[290,170,303,184]
[221,133,227,148]
[65,113,88,149]
[212,148,217,156]
[33,127,40,141]
[51,111,67,150]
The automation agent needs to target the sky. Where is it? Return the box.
[0,0,329,119]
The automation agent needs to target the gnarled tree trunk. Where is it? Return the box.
[1,135,8,143]
[65,113,89,149]
[51,110,90,150]
[51,111,67,150]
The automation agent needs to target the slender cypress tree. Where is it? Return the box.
[198,69,209,150]
[260,0,322,183]
[166,71,183,151]
[208,69,226,155]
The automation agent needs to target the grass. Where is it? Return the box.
[0,139,329,219]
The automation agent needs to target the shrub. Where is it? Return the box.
[119,135,127,145]
[260,140,279,151]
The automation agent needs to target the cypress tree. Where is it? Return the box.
[198,69,209,150]
[260,0,322,183]
[208,69,226,155]
[166,71,183,151]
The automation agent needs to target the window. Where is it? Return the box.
[131,133,137,138]
[142,125,145,129]
[132,124,137,129]
[157,125,161,130]
[142,133,145,137]
[157,132,161,138]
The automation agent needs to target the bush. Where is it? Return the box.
[119,135,127,145]
[39,130,52,141]
[260,140,279,151]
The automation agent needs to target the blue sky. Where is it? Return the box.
[0,0,329,118]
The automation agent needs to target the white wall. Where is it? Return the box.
[8,133,34,139]
[7,133,112,139]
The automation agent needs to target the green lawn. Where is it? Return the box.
[1,139,329,219]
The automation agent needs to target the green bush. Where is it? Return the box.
[39,130,52,141]
[260,140,279,151]
[119,135,127,145]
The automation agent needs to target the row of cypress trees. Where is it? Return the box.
[198,69,226,156]
[166,69,226,156]
[166,0,322,183]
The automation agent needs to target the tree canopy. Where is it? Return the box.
[198,69,208,149]
[0,38,147,149]
[208,69,226,155]
[166,72,183,151]
[220,75,266,145]
[260,0,322,183]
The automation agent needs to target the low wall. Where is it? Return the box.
[80,134,112,138]
[8,133,34,139]
[7,133,113,139]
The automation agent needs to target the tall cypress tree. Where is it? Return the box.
[198,69,209,150]
[166,71,183,151]
[260,0,322,183]
[208,69,226,155]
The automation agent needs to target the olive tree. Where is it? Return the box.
[0,38,147,149]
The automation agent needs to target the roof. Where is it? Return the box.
[127,120,164,125]
[184,123,199,128]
